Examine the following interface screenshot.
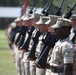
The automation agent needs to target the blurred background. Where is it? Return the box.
[0,0,76,29]
[0,0,76,75]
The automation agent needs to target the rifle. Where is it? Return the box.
[17,26,28,48]
[9,26,20,44]
[29,0,39,14]
[27,30,41,60]
[38,32,52,58]
[44,0,53,16]
[14,26,27,45]
[35,0,65,69]
[41,0,51,14]
[37,35,57,69]
[55,0,65,16]
[64,3,76,43]
[64,3,76,19]
[20,26,35,51]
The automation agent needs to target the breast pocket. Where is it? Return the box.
[52,46,62,64]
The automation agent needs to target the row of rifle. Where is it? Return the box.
[9,0,76,69]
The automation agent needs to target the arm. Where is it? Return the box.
[63,47,74,75]
[64,63,73,75]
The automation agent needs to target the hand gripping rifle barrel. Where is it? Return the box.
[64,3,76,19]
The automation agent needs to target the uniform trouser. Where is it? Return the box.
[22,52,30,75]
[21,59,25,75]
[36,67,46,75]
[29,60,36,75]
[12,45,18,61]
[50,70,76,75]
[24,60,30,75]
[50,71,63,75]
[15,49,23,75]
[73,71,76,75]
[45,69,51,75]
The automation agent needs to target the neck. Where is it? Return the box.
[60,35,69,40]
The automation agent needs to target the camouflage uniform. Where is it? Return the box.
[49,18,75,75]
[45,15,61,75]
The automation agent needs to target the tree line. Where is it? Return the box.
[0,0,75,14]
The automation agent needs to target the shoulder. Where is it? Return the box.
[61,38,74,48]
[60,39,75,53]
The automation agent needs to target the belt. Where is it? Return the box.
[51,66,63,73]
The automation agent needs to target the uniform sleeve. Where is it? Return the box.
[63,48,74,64]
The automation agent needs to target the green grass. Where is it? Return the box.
[0,30,17,75]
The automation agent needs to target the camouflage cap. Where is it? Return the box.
[70,14,76,20]
[14,17,21,22]
[20,14,26,20]
[45,15,61,25]
[36,16,48,25]
[23,13,31,21]
[29,12,42,20]
[50,15,61,25]
[51,18,72,28]
[45,15,51,25]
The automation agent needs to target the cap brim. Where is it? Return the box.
[50,15,61,18]
[23,17,30,21]
[29,17,34,20]
[14,17,21,22]
[45,20,51,25]
[51,24,60,28]
[36,21,43,25]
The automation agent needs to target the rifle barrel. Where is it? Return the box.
[60,0,65,9]
[71,3,76,10]
[55,0,65,16]
[46,0,53,11]
[64,3,76,19]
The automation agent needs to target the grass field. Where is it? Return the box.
[0,30,17,75]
